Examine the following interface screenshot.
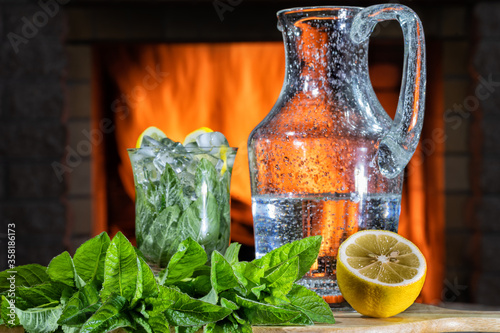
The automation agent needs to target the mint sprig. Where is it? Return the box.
[0,232,335,332]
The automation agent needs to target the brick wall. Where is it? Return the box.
[472,2,500,306]
[0,0,67,269]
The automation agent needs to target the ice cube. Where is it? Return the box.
[196,132,229,152]
[160,137,177,148]
[141,135,165,148]
[153,150,174,173]
[142,158,160,183]
[215,159,224,174]
[184,142,199,153]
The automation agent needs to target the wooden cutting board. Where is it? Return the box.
[253,303,500,332]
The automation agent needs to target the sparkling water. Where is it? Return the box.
[252,193,401,298]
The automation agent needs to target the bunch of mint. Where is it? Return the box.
[0,232,335,333]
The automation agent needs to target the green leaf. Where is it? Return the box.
[79,295,133,333]
[58,281,101,326]
[16,281,68,310]
[139,257,159,299]
[220,298,238,311]
[159,163,184,208]
[1,295,19,327]
[232,261,262,295]
[194,158,218,198]
[175,326,202,333]
[253,235,322,279]
[210,251,240,294]
[284,311,315,325]
[47,252,85,289]
[157,286,231,327]
[61,325,80,333]
[0,264,49,293]
[223,242,241,265]
[286,284,335,324]
[263,256,299,301]
[135,184,156,247]
[231,294,301,325]
[148,312,169,333]
[174,274,212,298]
[199,288,218,305]
[179,193,220,245]
[140,205,182,268]
[130,312,152,333]
[159,238,208,286]
[74,232,111,284]
[101,232,142,304]
[15,305,63,333]
[250,284,266,299]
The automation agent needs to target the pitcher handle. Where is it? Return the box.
[351,4,426,179]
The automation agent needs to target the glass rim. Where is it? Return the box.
[277,6,363,16]
[127,146,238,152]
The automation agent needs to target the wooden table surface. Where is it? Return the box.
[253,303,500,332]
[1,303,499,333]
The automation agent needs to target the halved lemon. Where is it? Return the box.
[183,127,213,146]
[136,126,167,148]
[337,230,426,318]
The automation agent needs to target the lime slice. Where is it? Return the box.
[136,126,167,148]
[337,230,427,318]
[183,127,213,146]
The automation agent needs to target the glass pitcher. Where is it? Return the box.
[248,4,425,302]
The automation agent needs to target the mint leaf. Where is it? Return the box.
[194,158,218,198]
[79,295,133,333]
[159,162,184,208]
[134,185,156,247]
[16,281,67,310]
[159,238,207,286]
[139,257,159,299]
[210,251,240,294]
[101,232,141,304]
[174,325,202,333]
[1,295,19,327]
[287,284,335,324]
[73,232,110,284]
[15,305,63,333]
[232,261,263,295]
[204,320,238,333]
[262,256,299,301]
[130,311,152,333]
[174,275,211,298]
[223,242,241,265]
[220,298,238,311]
[140,205,182,268]
[0,264,49,293]
[58,282,101,326]
[156,286,231,326]
[231,294,301,325]
[250,284,266,299]
[199,288,218,305]
[253,235,322,278]
[148,312,169,333]
[180,193,220,245]
[284,311,314,325]
[47,251,85,289]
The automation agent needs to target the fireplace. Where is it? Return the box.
[1,0,499,308]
